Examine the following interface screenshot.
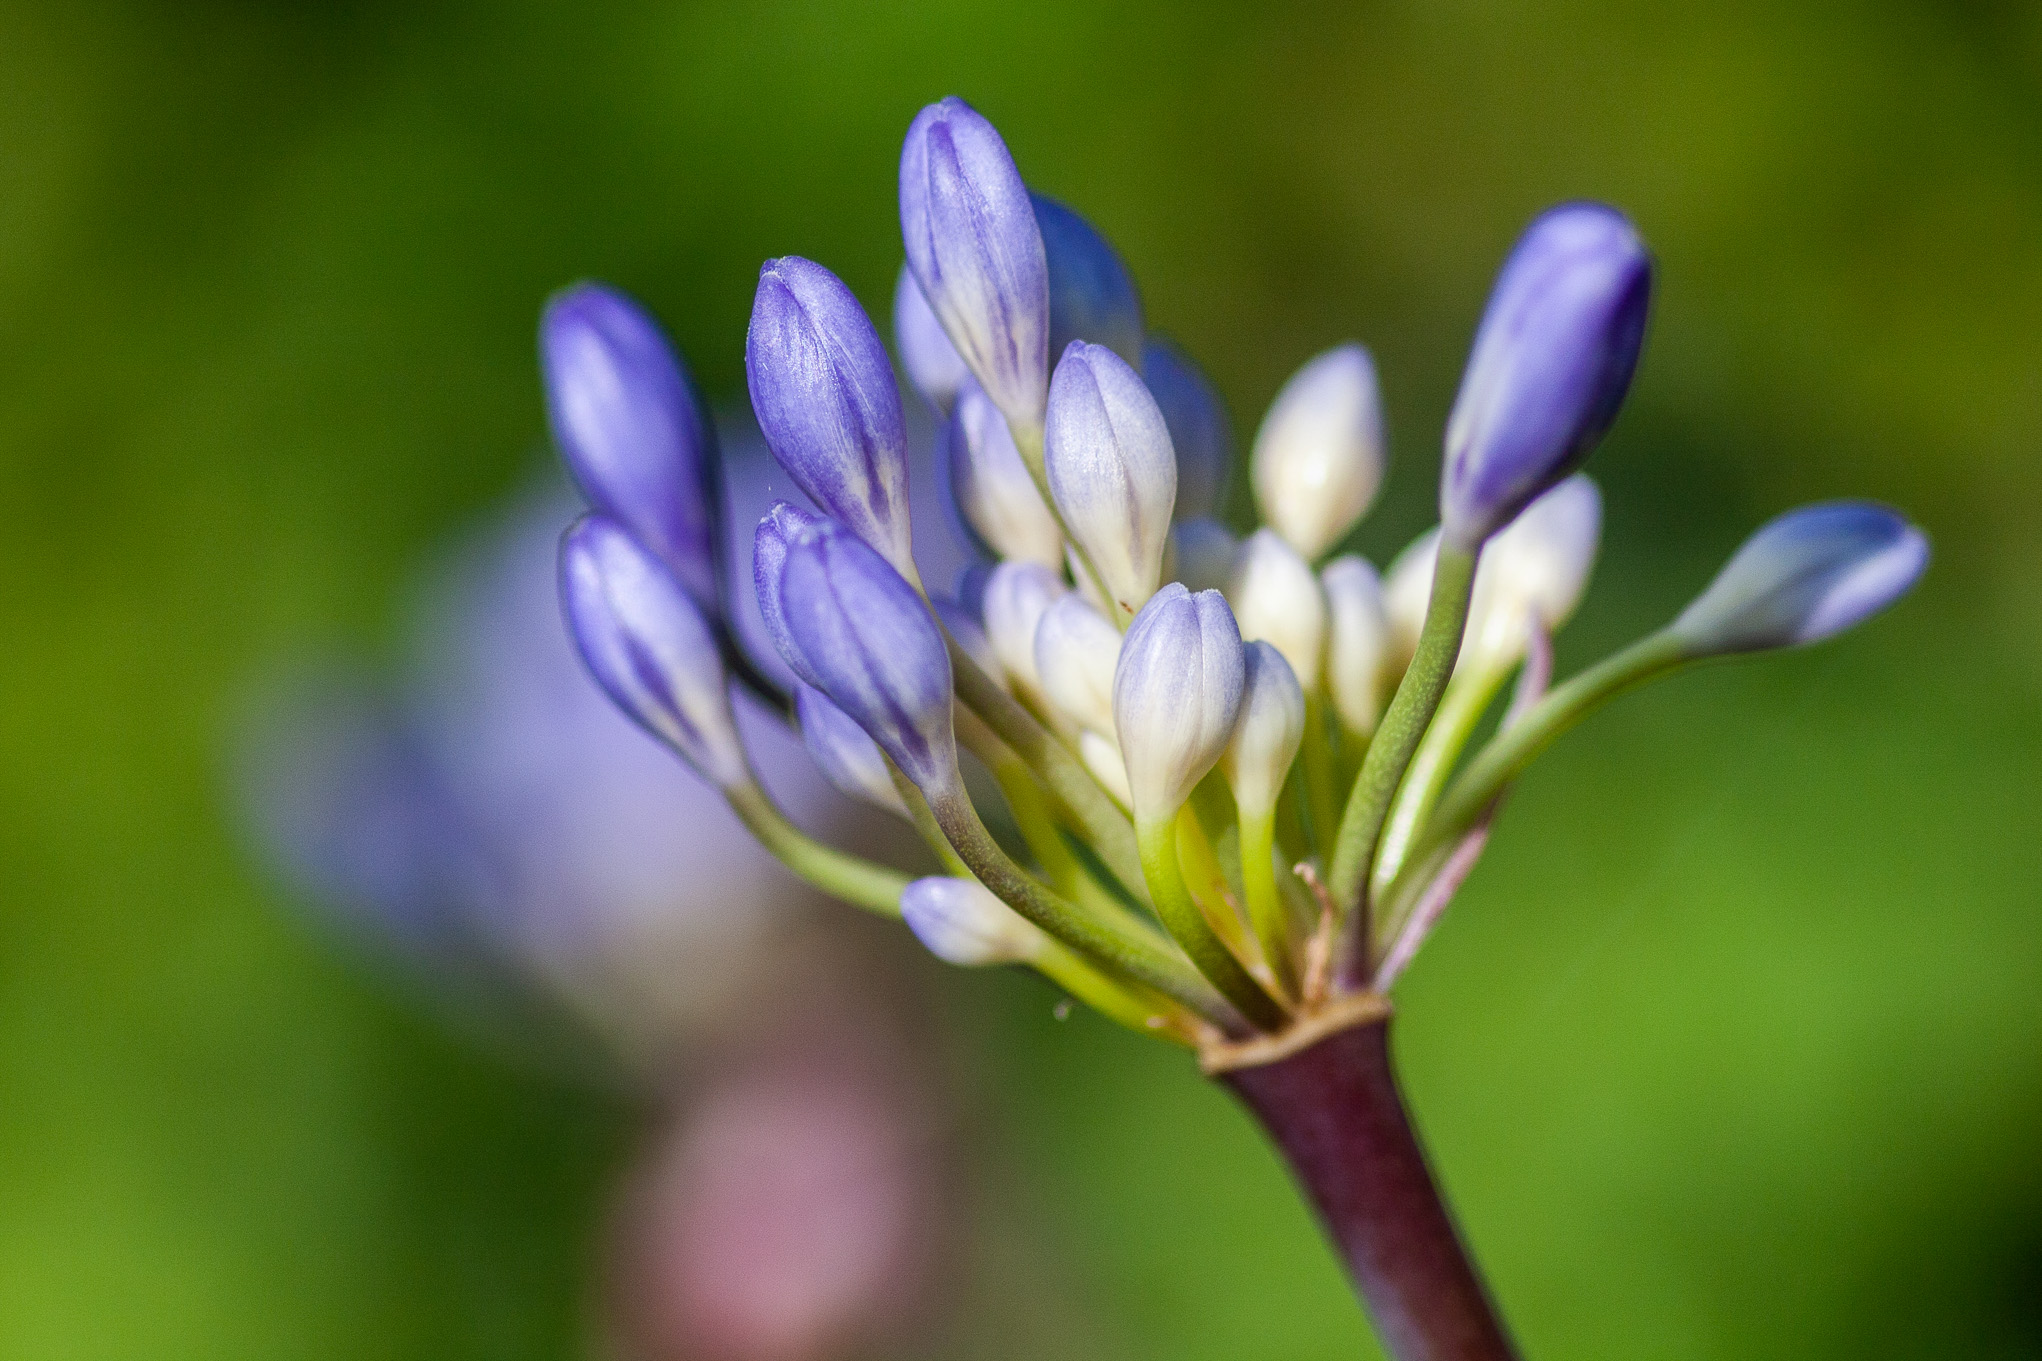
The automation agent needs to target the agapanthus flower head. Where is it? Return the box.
[1044,339,1177,617]
[900,97,1050,429]
[947,378,1064,567]
[1033,593,1123,739]
[1223,641,1306,820]
[900,876,1045,966]
[747,257,918,582]
[1441,202,1651,549]
[1032,192,1144,369]
[1671,501,1928,655]
[1144,339,1233,523]
[1113,584,1246,826]
[796,683,909,816]
[559,514,748,791]
[1226,527,1328,687]
[770,519,960,798]
[1321,554,1391,736]
[1251,343,1385,560]
[892,265,971,414]
[542,283,721,613]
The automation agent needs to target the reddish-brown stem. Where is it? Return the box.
[1212,1008,1518,1361]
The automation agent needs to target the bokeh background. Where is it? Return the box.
[4,1,2041,1357]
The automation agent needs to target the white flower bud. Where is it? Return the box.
[1033,594,1123,738]
[1382,527,1441,676]
[1321,555,1391,736]
[1225,528,1328,687]
[1113,585,1245,825]
[900,876,1045,965]
[1080,730,1135,809]
[948,380,1064,567]
[1462,476,1602,669]
[1169,517,1239,595]
[1250,344,1385,559]
[980,560,1067,707]
[1222,642,1306,819]
[1044,341,1176,617]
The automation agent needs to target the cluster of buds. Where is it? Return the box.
[546,97,1928,1050]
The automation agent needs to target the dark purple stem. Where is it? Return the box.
[1215,1010,1518,1361]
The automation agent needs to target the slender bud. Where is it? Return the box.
[1032,193,1144,369]
[1321,554,1391,736]
[1112,584,1246,825]
[560,515,747,789]
[1033,594,1123,738]
[1080,731,1134,808]
[948,379,1063,567]
[1222,641,1306,819]
[773,520,960,797]
[1383,527,1441,674]
[1169,517,1239,595]
[900,98,1050,429]
[1441,203,1652,548]
[747,257,917,581]
[980,560,1068,705]
[900,876,1044,965]
[1250,344,1385,560]
[752,501,828,689]
[1044,340,1176,617]
[1226,528,1328,687]
[1463,475,1602,669]
[795,683,908,816]
[542,284,720,613]
[1144,339,1232,522]
[1670,501,1928,655]
[892,264,970,413]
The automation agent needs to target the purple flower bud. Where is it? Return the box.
[774,519,960,797]
[900,98,1051,429]
[947,379,1063,567]
[1670,502,1928,655]
[795,683,908,816]
[1045,340,1177,617]
[1032,193,1144,369]
[746,257,917,582]
[541,284,720,613]
[900,876,1044,965]
[1112,584,1246,825]
[1441,203,1653,548]
[1144,339,1233,522]
[752,501,828,689]
[892,265,971,413]
[560,515,748,789]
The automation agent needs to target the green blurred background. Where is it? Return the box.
[3,0,2040,1356]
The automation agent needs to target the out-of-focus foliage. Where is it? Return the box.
[0,1,2037,1357]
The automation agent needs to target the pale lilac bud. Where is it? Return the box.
[1226,528,1328,686]
[947,379,1063,567]
[1222,641,1306,818]
[1144,339,1233,522]
[1169,517,1239,595]
[1044,340,1176,616]
[1671,502,1928,655]
[795,683,908,816]
[1112,584,1245,825]
[1033,594,1122,738]
[560,516,747,789]
[900,98,1050,429]
[746,257,917,581]
[1441,203,1652,548]
[1463,475,1602,669]
[752,501,828,689]
[980,560,1067,706]
[542,284,720,612]
[1250,344,1384,560]
[1321,555,1391,736]
[773,521,960,797]
[1032,192,1143,368]
[900,877,1044,965]
[892,265,970,413]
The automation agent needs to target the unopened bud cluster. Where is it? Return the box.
[543,99,1928,1046]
